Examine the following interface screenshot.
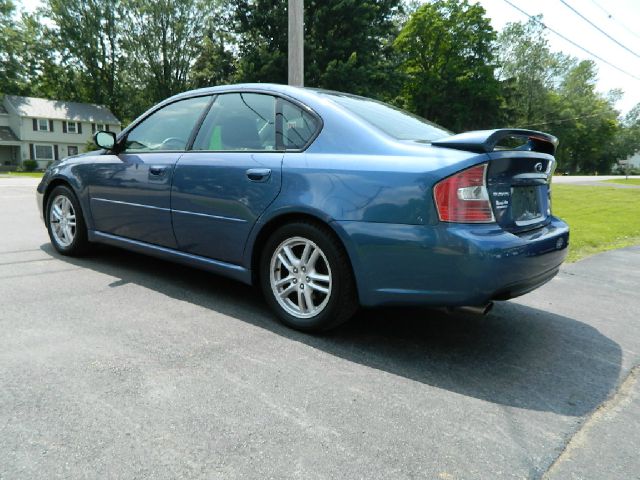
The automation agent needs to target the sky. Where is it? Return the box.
[475,0,640,115]
[14,0,640,115]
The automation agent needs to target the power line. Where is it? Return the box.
[587,0,640,42]
[558,0,640,60]
[501,0,640,82]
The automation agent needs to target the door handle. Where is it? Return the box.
[246,168,272,182]
[149,166,167,176]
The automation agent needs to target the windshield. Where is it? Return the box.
[322,92,452,141]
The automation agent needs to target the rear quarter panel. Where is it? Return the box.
[242,145,487,275]
[272,147,487,226]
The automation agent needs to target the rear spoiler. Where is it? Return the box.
[432,129,558,155]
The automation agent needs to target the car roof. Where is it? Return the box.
[130,84,455,157]
[167,83,314,102]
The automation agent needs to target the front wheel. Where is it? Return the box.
[260,222,358,332]
[46,185,89,256]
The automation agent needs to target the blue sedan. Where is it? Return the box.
[37,84,569,331]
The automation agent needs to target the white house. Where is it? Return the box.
[622,151,640,169]
[615,150,640,173]
[0,95,121,169]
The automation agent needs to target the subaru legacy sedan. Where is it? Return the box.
[37,84,569,331]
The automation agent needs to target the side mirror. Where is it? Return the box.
[94,131,117,150]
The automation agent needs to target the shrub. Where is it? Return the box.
[23,160,38,172]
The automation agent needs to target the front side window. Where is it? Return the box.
[124,95,212,153]
[38,119,49,131]
[192,93,276,151]
[279,100,319,149]
[67,122,77,133]
[35,145,53,160]
[323,92,451,141]
[68,145,78,156]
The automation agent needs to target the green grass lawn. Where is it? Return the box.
[553,184,640,262]
[3,171,45,178]
[603,178,640,186]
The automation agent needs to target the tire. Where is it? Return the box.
[46,185,90,256]
[260,221,359,332]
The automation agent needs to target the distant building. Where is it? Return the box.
[617,151,640,172]
[0,95,121,169]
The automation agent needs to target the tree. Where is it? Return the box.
[543,61,620,173]
[496,18,625,173]
[191,2,237,88]
[393,0,502,132]
[303,0,402,97]
[121,0,209,106]
[232,0,403,98]
[617,104,640,173]
[0,0,29,94]
[34,0,213,121]
[496,17,572,128]
[42,0,123,115]
[233,0,288,85]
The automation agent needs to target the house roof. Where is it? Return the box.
[4,95,120,123]
[0,126,19,142]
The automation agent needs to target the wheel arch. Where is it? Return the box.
[247,212,361,302]
[43,178,74,224]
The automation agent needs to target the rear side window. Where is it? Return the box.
[124,96,211,152]
[279,100,319,149]
[324,93,451,141]
[192,93,276,151]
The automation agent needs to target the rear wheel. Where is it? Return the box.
[46,185,89,256]
[260,222,358,332]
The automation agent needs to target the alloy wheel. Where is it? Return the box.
[49,194,76,248]
[269,236,333,319]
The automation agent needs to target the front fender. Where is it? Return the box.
[37,157,99,230]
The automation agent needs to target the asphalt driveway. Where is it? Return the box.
[552,175,640,188]
[1,177,639,479]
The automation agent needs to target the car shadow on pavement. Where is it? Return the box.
[41,243,622,418]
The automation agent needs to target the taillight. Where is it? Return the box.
[433,163,495,223]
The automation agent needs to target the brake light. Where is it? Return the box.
[433,163,495,223]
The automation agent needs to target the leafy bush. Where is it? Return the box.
[22,160,38,172]
[85,139,100,152]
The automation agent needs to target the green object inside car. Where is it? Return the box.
[209,126,222,150]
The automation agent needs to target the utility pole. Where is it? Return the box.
[288,0,304,86]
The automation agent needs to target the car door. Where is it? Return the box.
[171,92,287,264]
[88,95,212,248]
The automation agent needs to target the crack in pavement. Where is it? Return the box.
[540,364,640,479]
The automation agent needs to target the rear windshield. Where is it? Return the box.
[323,93,452,141]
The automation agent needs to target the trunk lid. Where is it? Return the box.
[486,151,554,233]
[432,129,558,233]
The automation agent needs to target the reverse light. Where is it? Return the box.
[433,163,495,223]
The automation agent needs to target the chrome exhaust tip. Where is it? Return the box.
[449,302,494,316]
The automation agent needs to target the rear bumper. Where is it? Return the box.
[334,217,569,307]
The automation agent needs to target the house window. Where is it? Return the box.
[67,122,77,133]
[34,145,54,160]
[68,146,78,156]
[97,123,105,131]
[38,119,49,131]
